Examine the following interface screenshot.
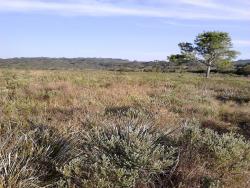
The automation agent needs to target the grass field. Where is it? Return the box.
[0,69,249,187]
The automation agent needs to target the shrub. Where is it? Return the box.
[104,105,152,119]
[178,125,250,184]
[219,110,250,139]
[236,64,250,75]
[216,88,250,104]
[1,120,250,188]
[62,122,178,187]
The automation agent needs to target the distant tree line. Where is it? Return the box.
[0,32,249,76]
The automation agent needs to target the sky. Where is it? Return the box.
[0,0,250,61]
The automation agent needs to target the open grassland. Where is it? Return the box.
[0,69,250,187]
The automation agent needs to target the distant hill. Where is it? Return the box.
[0,57,169,71]
[0,58,135,70]
[0,58,249,74]
[234,59,250,66]
[0,57,133,69]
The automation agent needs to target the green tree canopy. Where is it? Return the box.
[169,31,239,77]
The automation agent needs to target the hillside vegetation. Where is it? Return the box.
[0,69,249,187]
[0,58,249,75]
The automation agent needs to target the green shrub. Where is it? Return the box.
[201,176,221,188]
[62,122,178,187]
[1,120,249,187]
[104,105,152,119]
[236,64,250,75]
[179,125,250,175]
[216,88,250,104]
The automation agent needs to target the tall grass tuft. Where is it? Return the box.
[0,122,74,187]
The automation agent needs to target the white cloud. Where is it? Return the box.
[0,0,249,20]
[234,40,250,46]
[180,0,218,8]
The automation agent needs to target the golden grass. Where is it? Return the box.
[0,69,250,187]
[0,69,249,133]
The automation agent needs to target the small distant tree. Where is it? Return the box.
[169,31,239,77]
[216,60,234,72]
[168,54,188,66]
[168,43,195,72]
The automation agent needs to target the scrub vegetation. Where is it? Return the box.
[0,69,249,187]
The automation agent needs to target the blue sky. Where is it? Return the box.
[0,0,249,61]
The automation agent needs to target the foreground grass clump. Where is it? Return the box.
[1,121,249,187]
[62,122,178,187]
[0,122,74,187]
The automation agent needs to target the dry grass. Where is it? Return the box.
[2,70,249,129]
[0,69,249,187]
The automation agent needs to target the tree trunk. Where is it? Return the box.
[206,62,212,78]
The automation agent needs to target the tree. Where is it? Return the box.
[170,31,239,78]
[168,42,195,65]
[167,43,195,73]
[167,54,188,72]
[168,54,188,65]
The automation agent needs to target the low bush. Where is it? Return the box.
[104,105,152,119]
[236,64,250,75]
[1,120,249,187]
[216,88,250,104]
[177,125,250,186]
[62,122,178,188]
